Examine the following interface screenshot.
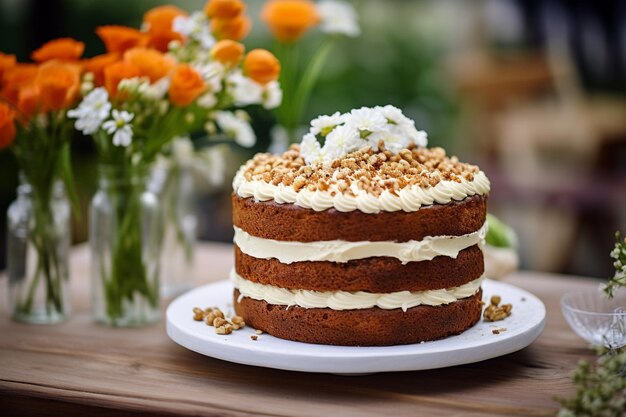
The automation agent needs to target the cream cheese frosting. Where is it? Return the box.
[233,222,487,265]
[232,270,484,311]
[233,168,490,213]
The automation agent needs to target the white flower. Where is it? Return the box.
[143,77,170,100]
[300,133,324,165]
[262,81,283,109]
[368,128,408,153]
[376,105,412,128]
[195,62,224,94]
[173,12,215,49]
[68,87,111,135]
[345,106,387,137]
[322,124,363,162]
[197,92,218,109]
[102,110,134,147]
[317,0,360,37]
[309,111,345,136]
[214,111,256,147]
[405,127,428,148]
[227,71,263,106]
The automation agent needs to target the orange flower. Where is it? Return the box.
[17,84,40,117]
[96,26,148,53]
[84,52,120,86]
[204,0,245,19]
[143,5,187,52]
[211,40,244,66]
[35,61,81,111]
[103,61,140,98]
[123,47,175,82]
[261,0,320,43]
[211,15,251,41]
[243,49,280,85]
[0,102,16,149]
[168,64,206,107]
[31,38,85,62]
[0,52,17,84]
[2,64,38,104]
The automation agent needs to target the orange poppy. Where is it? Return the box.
[103,61,141,98]
[35,61,81,111]
[2,64,38,104]
[0,52,17,84]
[204,0,245,19]
[96,26,148,53]
[31,38,85,62]
[261,0,320,43]
[0,102,16,149]
[211,40,244,66]
[16,84,40,117]
[211,15,251,41]
[143,5,187,52]
[123,47,175,82]
[243,49,280,85]
[84,52,120,86]
[168,64,206,107]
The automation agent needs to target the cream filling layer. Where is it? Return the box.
[232,270,484,311]
[233,169,490,213]
[234,222,487,265]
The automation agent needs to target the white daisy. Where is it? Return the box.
[376,105,413,128]
[262,81,283,110]
[317,0,360,37]
[300,133,324,165]
[214,111,256,148]
[173,12,215,49]
[102,110,134,147]
[68,87,111,135]
[195,62,224,94]
[322,124,363,162]
[227,71,263,107]
[143,77,170,100]
[345,107,388,137]
[309,111,345,136]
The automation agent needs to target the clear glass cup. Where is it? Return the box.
[561,288,626,348]
[7,177,71,324]
[90,165,162,326]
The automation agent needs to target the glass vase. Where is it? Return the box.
[151,161,197,298]
[7,177,71,324]
[90,165,162,326]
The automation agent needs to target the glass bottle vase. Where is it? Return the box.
[7,178,71,324]
[90,165,162,326]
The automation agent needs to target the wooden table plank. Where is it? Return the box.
[0,243,598,416]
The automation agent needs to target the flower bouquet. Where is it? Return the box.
[69,0,281,326]
[0,40,84,323]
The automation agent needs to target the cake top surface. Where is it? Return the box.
[233,105,490,213]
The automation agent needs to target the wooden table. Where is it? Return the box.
[0,243,598,416]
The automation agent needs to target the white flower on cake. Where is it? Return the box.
[68,87,111,135]
[299,105,429,165]
[317,0,361,37]
[215,111,256,148]
[102,110,134,147]
[310,111,346,136]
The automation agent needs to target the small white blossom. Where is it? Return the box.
[68,87,111,135]
[214,111,256,147]
[102,110,134,147]
[195,62,224,94]
[346,107,388,137]
[144,77,170,100]
[300,133,324,165]
[227,71,263,107]
[173,12,215,49]
[118,77,149,94]
[309,111,345,136]
[322,124,363,162]
[197,92,218,109]
[262,81,283,110]
[317,0,360,37]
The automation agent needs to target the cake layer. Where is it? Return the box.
[235,245,484,292]
[234,289,483,346]
[232,194,487,242]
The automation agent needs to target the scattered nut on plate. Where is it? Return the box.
[191,307,247,335]
[483,295,513,322]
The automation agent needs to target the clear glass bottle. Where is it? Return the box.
[7,177,71,324]
[151,161,197,298]
[90,165,162,326]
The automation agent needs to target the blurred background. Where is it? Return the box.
[0,0,625,278]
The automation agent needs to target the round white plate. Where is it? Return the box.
[166,279,545,374]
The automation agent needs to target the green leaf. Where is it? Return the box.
[59,141,82,222]
[485,213,517,249]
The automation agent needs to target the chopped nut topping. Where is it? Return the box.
[250,335,258,341]
[238,144,481,196]
[191,307,248,335]
[255,329,263,335]
[483,295,513,322]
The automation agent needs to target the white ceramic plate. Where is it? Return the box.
[166,279,545,374]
